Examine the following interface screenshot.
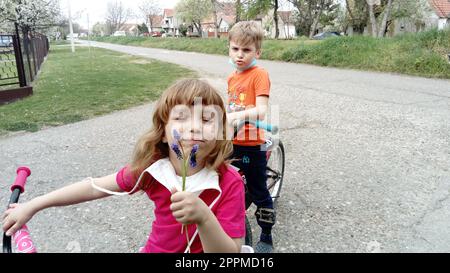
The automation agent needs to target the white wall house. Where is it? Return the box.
[263,10,297,39]
[162,9,180,36]
[428,0,450,30]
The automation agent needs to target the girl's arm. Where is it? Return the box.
[2,174,121,236]
[196,210,242,253]
[227,95,268,125]
[30,173,121,210]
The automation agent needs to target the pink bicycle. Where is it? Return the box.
[2,167,36,253]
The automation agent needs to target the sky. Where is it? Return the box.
[61,0,298,29]
[60,0,180,29]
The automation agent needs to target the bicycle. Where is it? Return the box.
[3,122,284,253]
[232,120,285,248]
[2,167,36,253]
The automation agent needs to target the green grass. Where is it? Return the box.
[281,29,450,79]
[87,28,450,79]
[50,40,70,45]
[0,46,196,135]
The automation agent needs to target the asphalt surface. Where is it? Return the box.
[1,41,449,252]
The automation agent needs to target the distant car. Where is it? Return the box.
[312,31,341,40]
[113,31,126,37]
[0,36,13,47]
[186,32,200,38]
[150,31,162,37]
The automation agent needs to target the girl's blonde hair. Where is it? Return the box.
[129,79,233,189]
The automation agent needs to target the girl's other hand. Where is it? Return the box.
[2,202,36,236]
[170,188,210,225]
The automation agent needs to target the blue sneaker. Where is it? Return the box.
[255,241,273,253]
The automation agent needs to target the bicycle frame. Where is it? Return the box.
[3,167,36,253]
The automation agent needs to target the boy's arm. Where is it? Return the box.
[227,95,269,125]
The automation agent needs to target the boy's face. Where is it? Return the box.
[229,40,261,70]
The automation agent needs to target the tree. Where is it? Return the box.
[137,22,149,35]
[367,0,378,37]
[175,0,212,36]
[138,0,160,32]
[0,0,61,33]
[105,0,132,35]
[288,0,339,38]
[344,0,369,35]
[245,0,280,38]
[210,0,219,38]
[235,0,242,23]
[91,22,106,37]
[366,0,395,37]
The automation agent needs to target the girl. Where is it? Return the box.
[2,79,246,253]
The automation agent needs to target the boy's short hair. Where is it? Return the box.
[228,21,265,50]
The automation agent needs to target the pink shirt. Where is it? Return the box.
[116,164,246,253]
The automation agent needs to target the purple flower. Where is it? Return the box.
[170,143,183,160]
[173,129,181,141]
[189,144,199,168]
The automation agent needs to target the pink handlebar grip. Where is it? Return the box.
[10,167,31,193]
[12,225,36,253]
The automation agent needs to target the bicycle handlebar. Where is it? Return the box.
[11,167,31,193]
[234,120,279,138]
[3,167,36,253]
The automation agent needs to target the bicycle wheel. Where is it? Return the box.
[266,140,285,207]
[244,215,253,246]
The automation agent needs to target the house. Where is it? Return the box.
[274,11,297,39]
[201,2,236,38]
[428,0,450,29]
[148,15,164,33]
[392,0,450,36]
[161,8,180,36]
[118,24,139,36]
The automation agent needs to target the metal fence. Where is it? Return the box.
[0,23,49,103]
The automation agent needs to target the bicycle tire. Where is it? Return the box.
[266,140,285,208]
[244,215,253,246]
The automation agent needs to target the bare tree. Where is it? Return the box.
[138,0,161,33]
[105,0,132,35]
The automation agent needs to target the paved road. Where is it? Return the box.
[1,41,449,252]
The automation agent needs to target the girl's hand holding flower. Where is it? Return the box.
[170,188,210,226]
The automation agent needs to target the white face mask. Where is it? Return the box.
[229,57,257,71]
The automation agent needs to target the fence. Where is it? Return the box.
[0,23,49,104]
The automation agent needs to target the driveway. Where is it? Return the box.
[1,40,449,252]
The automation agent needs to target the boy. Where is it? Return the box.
[226,21,274,253]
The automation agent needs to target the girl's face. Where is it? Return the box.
[164,103,224,166]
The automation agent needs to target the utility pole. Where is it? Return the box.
[68,0,75,53]
[87,12,91,53]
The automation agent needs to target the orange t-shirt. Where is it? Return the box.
[227,66,271,146]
